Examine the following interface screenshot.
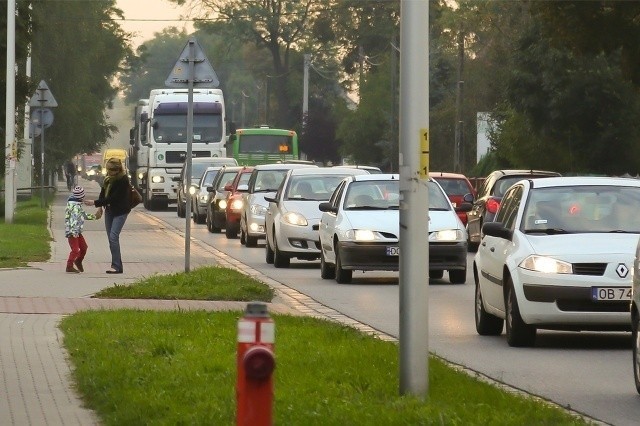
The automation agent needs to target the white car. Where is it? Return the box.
[475,176,640,348]
[240,163,318,247]
[190,166,222,224]
[264,167,369,267]
[318,175,470,284]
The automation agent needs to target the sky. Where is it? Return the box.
[115,0,194,48]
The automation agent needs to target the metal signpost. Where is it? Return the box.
[165,37,219,273]
[29,80,57,208]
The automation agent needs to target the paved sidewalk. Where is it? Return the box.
[0,177,304,426]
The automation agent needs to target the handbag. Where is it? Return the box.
[129,183,143,208]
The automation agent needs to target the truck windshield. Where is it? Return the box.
[152,114,222,143]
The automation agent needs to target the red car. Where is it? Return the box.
[430,172,476,226]
[224,166,254,239]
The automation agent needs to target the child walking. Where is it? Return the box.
[65,186,102,273]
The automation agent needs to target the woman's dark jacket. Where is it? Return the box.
[94,175,131,216]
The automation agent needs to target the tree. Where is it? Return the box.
[170,0,325,128]
[30,0,132,178]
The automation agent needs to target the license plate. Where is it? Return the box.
[591,287,632,301]
[386,246,399,256]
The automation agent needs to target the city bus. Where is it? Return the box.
[228,126,299,166]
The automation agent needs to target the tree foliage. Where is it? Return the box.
[29,0,131,177]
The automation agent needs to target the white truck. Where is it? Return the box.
[129,88,227,210]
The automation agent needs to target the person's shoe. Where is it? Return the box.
[74,260,84,272]
[106,269,122,274]
[66,265,79,273]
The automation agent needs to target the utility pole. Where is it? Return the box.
[454,27,465,173]
[5,0,16,222]
[303,54,310,127]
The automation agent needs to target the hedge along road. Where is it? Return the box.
[145,206,638,426]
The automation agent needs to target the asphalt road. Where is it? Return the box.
[151,208,639,426]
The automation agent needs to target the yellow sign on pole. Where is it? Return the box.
[420,128,429,179]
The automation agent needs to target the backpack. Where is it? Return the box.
[129,183,143,209]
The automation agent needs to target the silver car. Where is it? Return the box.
[240,163,317,247]
[264,167,369,268]
[190,166,222,224]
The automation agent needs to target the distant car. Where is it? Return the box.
[205,166,242,233]
[240,163,318,247]
[84,164,102,181]
[190,166,222,224]
[319,175,470,284]
[466,169,561,251]
[475,176,640,348]
[430,172,476,226]
[264,167,369,268]
[224,167,254,239]
[333,165,382,174]
[177,156,238,218]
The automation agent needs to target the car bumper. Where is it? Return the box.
[246,214,266,238]
[337,241,399,271]
[276,221,320,259]
[514,272,631,329]
[428,242,468,271]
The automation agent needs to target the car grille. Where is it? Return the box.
[556,300,629,313]
[572,263,607,276]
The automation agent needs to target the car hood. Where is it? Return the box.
[525,233,639,256]
[429,210,464,232]
[249,192,276,207]
[281,200,327,221]
[342,210,399,234]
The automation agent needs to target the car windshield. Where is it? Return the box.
[201,170,217,186]
[434,177,471,195]
[252,170,288,192]
[428,181,454,210]
[344,181,400,210]
[217,171,238,190]
[285,174,350,201]
[522,185,640,234]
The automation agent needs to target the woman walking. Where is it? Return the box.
[85,158,130,274]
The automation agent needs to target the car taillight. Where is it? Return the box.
[486,198,500,214]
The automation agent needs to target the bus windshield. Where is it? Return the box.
[238,134,293,154]
[152,114,222,143]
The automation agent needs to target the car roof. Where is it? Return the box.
[288,167,370,176]
[252,163,318,171]
[491,169,560,177]
[527,176,640,189]
[429,171,469,179]
[334,165,382,172]
[351,173,399,182]
[191,157,238,165]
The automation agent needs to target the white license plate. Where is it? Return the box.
[591,287,631,301]
[386,246,400,256]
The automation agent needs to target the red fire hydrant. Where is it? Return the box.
[236,302,275,426]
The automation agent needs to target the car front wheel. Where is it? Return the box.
[273,233,290,268]
[633,312,640,394]
[320,249,335,279]
[449,269,466,284]
[265,232,274,264]
[475,282,503,336]
[505,279,536,347]
[334,244,352,284]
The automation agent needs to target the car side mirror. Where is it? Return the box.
[224,183,233,191]
[482,221,513,240]
[463,193,474,203]
[264,196,278,204]
[455,202,473,213]
[206,186,214,193]
[319,202,337,213]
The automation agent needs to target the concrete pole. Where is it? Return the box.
[5,0,16,222]
[184,39,195,273]
[399,0,429,397]
[303,54,310,124]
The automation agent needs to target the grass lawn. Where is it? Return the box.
[0,196,51,267]
[60,310,589,425]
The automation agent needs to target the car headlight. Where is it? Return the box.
[188,186,197,195]
[519,255,573,274]
[230,199,244,210]
[138,172,145,180]
[429,229,463,242]
[218,199,227,209]
[283,211,308,226]
[250,204,268,216]
[151,175,164,183]
[345,229,377,241]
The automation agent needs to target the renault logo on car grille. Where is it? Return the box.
[616,263,629,278]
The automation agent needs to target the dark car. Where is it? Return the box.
[223,166,254,239]
[465,169,561,251]
[205,166,242,233]
[177,157,238,218]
